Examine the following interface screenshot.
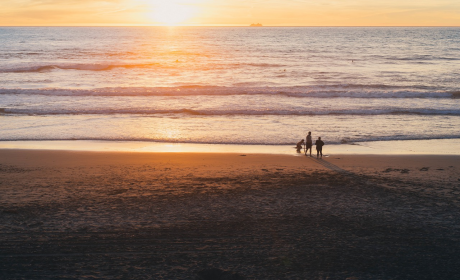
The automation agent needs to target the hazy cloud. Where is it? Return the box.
[0,0,458,26]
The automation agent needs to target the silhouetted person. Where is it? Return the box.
[305,132,313,156]
[315,137,324,158]
[296,139,305,153]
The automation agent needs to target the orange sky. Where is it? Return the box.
[1,0,459,26]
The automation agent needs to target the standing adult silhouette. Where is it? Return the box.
[305,131,313,156]
[315,137,324,158]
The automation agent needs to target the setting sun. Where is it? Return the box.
[148,0,196,26]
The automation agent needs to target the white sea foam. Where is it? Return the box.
[2,107,460,116]
[2,135,460,146]
[0,63,164,73]
[0,87,455,99]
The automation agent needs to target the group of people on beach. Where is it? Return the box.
[296,132,324,158]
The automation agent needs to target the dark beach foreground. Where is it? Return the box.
[1,150,460,279]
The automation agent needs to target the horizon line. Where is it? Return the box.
[1,25,460,28]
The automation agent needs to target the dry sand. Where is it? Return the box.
[1,150,460,279]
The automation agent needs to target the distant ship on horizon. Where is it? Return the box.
[250,23,263,27]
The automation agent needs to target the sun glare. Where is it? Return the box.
[149,1,196,26]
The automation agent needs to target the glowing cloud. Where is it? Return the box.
[0,0,458,26]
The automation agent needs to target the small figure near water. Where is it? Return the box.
[315,137,324,158]
[305,131,313,156]
[296,139,305,153]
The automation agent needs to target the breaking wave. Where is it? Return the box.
[1,135,460,146]
[3,108,460,116]
[0,86,456,99]
[0,61,290,73]
[0,63,162,73]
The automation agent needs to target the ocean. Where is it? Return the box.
[1,27,459,149]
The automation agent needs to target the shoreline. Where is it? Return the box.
[1,138,460,155]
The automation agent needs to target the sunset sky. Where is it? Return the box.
[1,0,459,26]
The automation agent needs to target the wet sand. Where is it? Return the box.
[1,150,460,279]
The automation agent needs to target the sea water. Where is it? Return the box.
[1,27,459,150]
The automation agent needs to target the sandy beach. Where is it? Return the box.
[1,149,460,279]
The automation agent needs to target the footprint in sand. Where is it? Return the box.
[383,168,410,174]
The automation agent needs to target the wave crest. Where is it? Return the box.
[0,63,162,73]
[3,108,460,116]
[0,86,456,99]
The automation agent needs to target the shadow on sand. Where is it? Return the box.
[308,157,353,175]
